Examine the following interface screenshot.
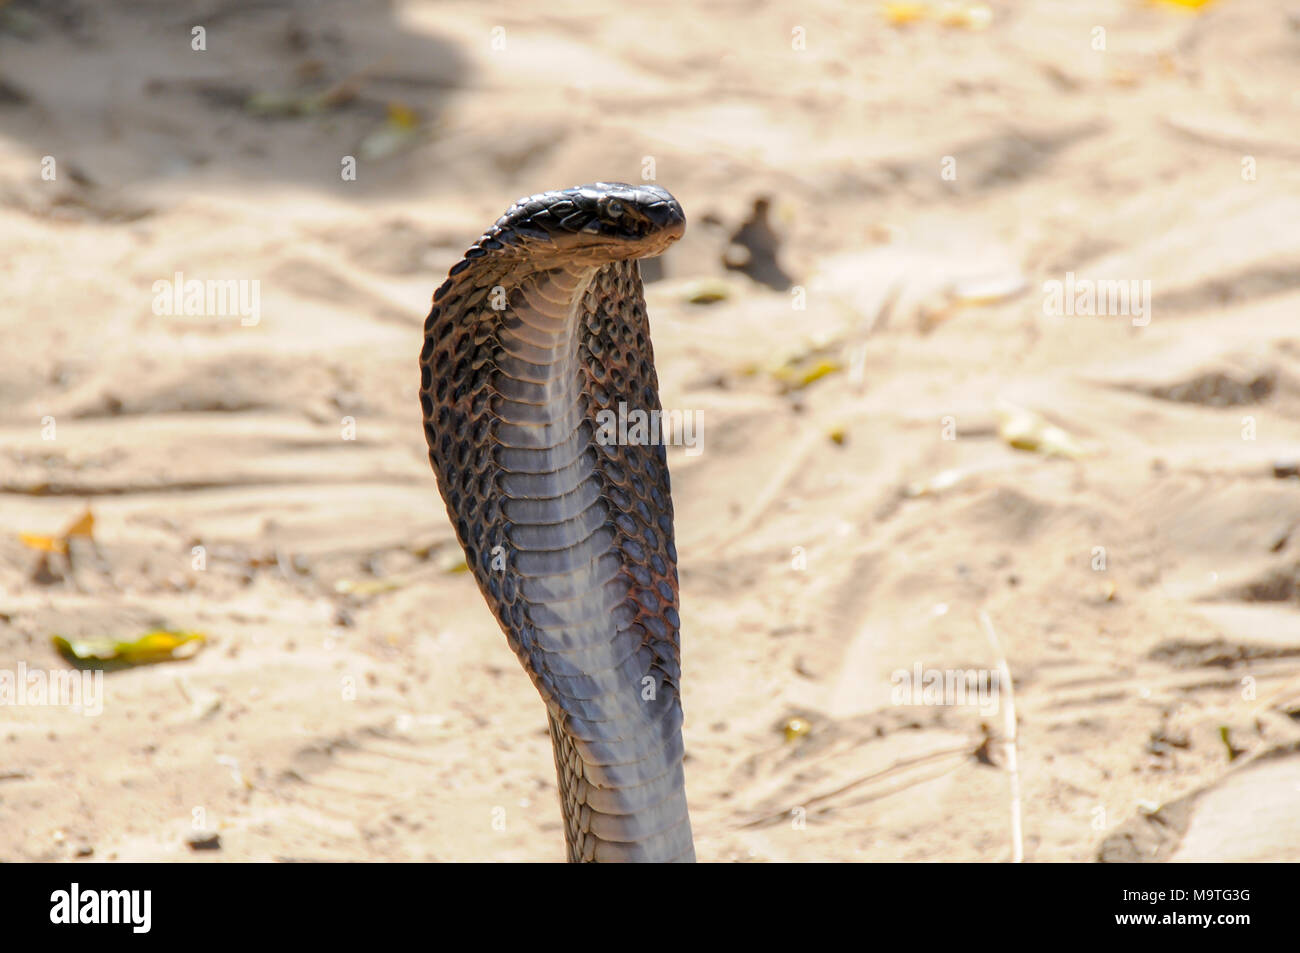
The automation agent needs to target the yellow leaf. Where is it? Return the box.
[937,2,992,29]
[53,630,207,668]
[772,359,842,390]
[245,91,320,117]
[386,102,419,129]
[680,278,733,304]
[333,577,406,595]
[783,716,812,742]
[19,533,67,554]
[440,554,470,574]
[882,2,929,25]
[63,508,94,539]
[21,507,94,553]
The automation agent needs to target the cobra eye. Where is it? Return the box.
[605,200,624,218]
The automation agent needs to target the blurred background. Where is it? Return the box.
[2,0,1299,862]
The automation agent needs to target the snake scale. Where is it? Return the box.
[418,183,695,862]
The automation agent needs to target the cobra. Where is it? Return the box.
[418,183,695,862]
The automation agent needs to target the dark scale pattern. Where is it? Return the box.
[418,184,694,863]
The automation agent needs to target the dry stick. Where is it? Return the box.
[1252,670,1300,716]
[1245,670,1300,747]
[737,743,970,829]
[1161,115,1300,161]
[979,610,1023,863]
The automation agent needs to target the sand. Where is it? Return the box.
[1,0,1298,862]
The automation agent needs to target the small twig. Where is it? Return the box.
[1251,670,1300,718]
[736,744,970,829]
[979,610,1023,863]
[1161,114,1300,161]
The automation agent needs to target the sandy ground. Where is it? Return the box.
[1,0,1299,863]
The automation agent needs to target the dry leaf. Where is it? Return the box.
[64,509,94,538]
[904,467,970,498]
[937,2,992,29]
[783,716,813,742]
[771,358,843,391]
[439,553,470,574]
[882,2,929,25]
[996,400,1088,459]
[19,533,67,554]
[333,577,406,595]
[680,278,733,304]
[54,630,207,669]
[386,101,419,129]
[19,507,94,554]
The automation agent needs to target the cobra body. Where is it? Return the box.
[418,183,695,862]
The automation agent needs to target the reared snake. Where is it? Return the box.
[418,183,695,862]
